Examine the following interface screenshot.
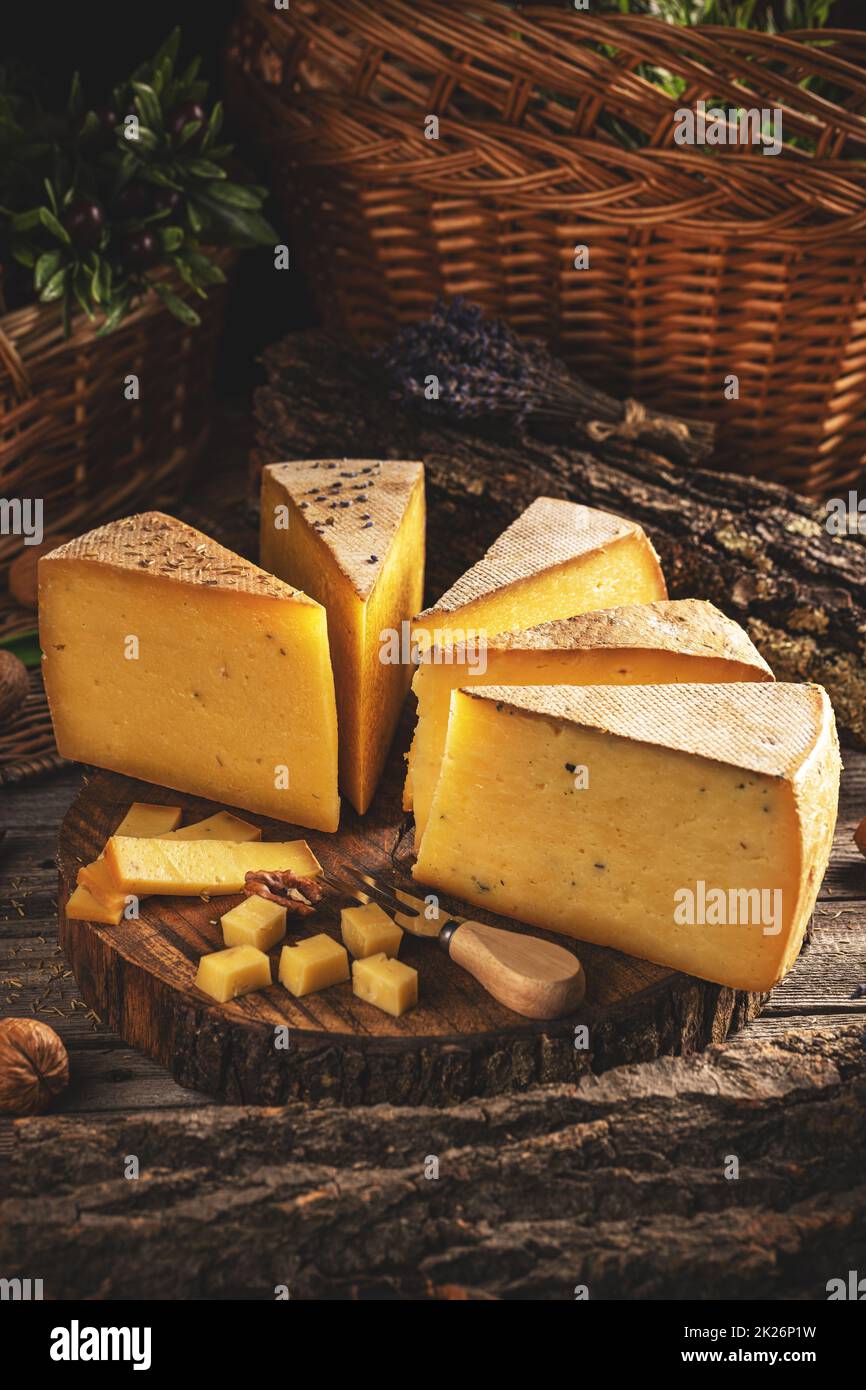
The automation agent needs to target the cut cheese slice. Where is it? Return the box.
[414,683,840,992]
[104,836,323,896]
[162,812,262,842]
[66,883,124,926]
[78,857,128,913]
[115,803,182,836]
[410,497,666,659]
[407,599,773,841]
[261,459,425,815]
[39,512,340,832]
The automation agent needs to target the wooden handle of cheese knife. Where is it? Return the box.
[441,920,585,1020]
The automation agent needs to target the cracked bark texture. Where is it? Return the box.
[2,1025,864,1300]
[253,332,866,747]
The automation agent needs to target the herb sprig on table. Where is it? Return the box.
[0,28,276,335]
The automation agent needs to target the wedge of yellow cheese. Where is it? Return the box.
[414,682,840,992]
[103,837,322,897]
[39,511,340,832]
[407,600,773,840]
[410,497,666,660]
[78,857,128,914]
[261,459,425,815]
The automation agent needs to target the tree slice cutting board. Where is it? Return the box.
[57,724,766,1106]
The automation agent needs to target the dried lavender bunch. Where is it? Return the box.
[376,297,717,471]
[378,297,599,430]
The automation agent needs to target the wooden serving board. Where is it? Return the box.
[56,713,767,1106]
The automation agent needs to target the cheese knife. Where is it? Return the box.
[326,866,585,1021]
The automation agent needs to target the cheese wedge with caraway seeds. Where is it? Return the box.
[414,682,840,992]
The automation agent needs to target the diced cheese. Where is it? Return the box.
[195,945,272,1002]
[162,812,262,842]
[103,837,322,896]
[39,511,340,832]
[221,895,287,950]
[261,460,425,815]
[66,883,123,926]
[407,599,773,839]
[352,953,418,1017]
[340,902,403,959]
[414,683,840,993]
[115,802,182,836]
[278,933,350,996]
[410,497,666,661]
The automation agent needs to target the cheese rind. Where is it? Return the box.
[407,599,773,838]
[39,511,340,832]
[195,945,272,1003]
[104,837,323,896]
[411,497,666,656]
[414,682,840,992]
[261,460,425,815]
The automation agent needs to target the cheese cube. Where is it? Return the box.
[115,802,183,836]
[221,895,287,950]
[278,934,349,997]
[195,945,272,1002]
[340,902,403,959]
[39,511,340,832]
[66,883,123,926]
[352,953,418,1018]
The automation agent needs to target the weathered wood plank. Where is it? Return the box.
[1,1025,863,1300]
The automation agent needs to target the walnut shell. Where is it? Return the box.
[8,535,73,608]
[0,650,29,724]
[0,1018,69,1115]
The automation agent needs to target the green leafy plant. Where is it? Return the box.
[603,0,833,25]
[0,29,276,335]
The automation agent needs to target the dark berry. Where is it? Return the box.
[113,181,151,219]
[167,100,206,146]
[117,229,160,270]
[62,199,104,253]
[150,187,183,215]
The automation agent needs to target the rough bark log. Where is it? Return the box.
[253,332,866,747]
[2,1025,864,1300]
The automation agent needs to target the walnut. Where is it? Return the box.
[0,1018,69,1115]
[244,869,324,917]
[0,651,29,723]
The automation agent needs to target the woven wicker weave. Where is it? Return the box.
[226,1,866,495]
[0,249,233,582]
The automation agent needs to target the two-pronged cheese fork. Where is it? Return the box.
[324,866,585,1020]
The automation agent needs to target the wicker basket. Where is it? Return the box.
[0,247,233,582]
[225,0,866,495]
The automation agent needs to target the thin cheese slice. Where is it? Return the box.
[66,883,124,926]
[414,683,840,992]
[410,497,666,658]
[78,857,127,913]
[161,812,262,842]
[261,459,425,815]
[407,600,773,840]
[115,803,182,836]
[104,836,323,896]
[39,512,340,832]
